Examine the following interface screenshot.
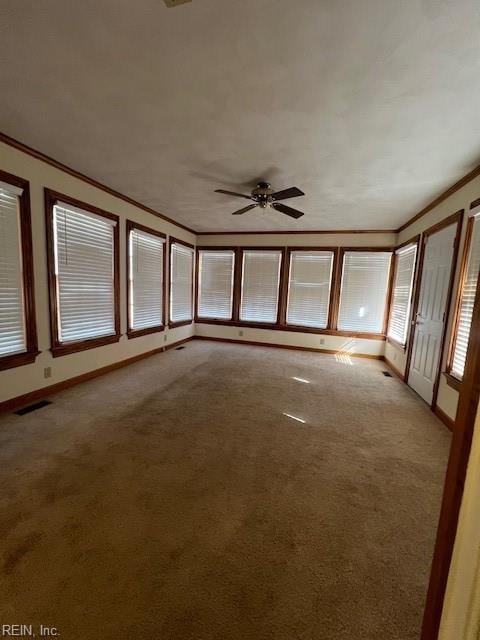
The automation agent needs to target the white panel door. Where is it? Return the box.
[408,223,457,404]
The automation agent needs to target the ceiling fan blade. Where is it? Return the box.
[271,186,305,201]
[215,189,253,200]
[272,202,304,219]
[232,204,258,215]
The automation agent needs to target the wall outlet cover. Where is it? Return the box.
[239,330,244,337]
[44,367,52,379]
[319,338,325,345]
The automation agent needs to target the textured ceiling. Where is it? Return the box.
[1,0,480,232]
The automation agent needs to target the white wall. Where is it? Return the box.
[0,141,195,404]
[386,173,480,420]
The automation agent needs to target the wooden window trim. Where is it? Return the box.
[445,214,477,384]
[386,235,421,351]
[168,236,195,328]
[126,220,166,340]
[283,247,338,331]
[194,245,393,339]
[44,189,121,358]
[237,246,285,326]
[195,246,236,322]
[0,169,39,371]
[335,246,395,335]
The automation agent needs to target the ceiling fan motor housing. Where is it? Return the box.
[252,182,274,208]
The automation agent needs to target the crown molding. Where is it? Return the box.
[0,131,196,235]
[196,229,396,236]
[396,163,480,233]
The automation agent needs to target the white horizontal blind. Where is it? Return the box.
[198,250,234,319]
[387,244,417,345]
[287,250,334,328]
[129,228,164,330]
[170,242,194,322]
[451,214,480,379]
[53,203,116,343]
[240,250,282,323]
[338,251,392,333]
[0,183,26,356]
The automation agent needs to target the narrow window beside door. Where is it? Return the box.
[449,212,480,380]
[388,243,417,346]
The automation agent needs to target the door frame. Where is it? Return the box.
[404,210,464,409]
[421,221,480,638]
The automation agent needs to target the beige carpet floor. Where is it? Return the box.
[0,340,451,640]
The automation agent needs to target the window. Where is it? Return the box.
[240,249,282,323]
[45,190,120,356]
[286,250,334,328]
[197,249,235,320]
[0,171,38,370]
[127,221,165,337]
[170,240,194,324]
[338,250,392,333]
[387,243,417,346]
[449,213,480,379]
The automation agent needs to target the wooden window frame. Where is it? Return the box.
[283,247,338,331]
[195,246,236,322]
[444,207,480,390]
[194,245,393,340]
[386,235,421,352]
[44,189,121,358]
[168,237,195,328]
[126,220,166,339]
[335,246,395,339]
[0,169,39,371]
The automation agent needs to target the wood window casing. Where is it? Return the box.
[195,246,393,340]
[45,189,121,357]
[126,220,166,340]
[169,237,195,328]
[0,169,39,371]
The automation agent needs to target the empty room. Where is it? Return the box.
[1,1,480,639]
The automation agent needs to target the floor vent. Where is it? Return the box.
[175,346,186,350]
[15,400,52,415]
[382,371,393,377]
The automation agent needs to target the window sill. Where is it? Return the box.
[169,320,193,329]
[127,325,165,340]
[195,319,386,340]
[444,372,462,392]
[386,336,407,351]
[0,350,41,371]
[51,333,121,357]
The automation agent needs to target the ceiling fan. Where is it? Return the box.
[215,182,305,219]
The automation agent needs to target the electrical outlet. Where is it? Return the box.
[164,334,167,342]
[319,338,325,345]
[44,367,52,379]
[239,330,244,337]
